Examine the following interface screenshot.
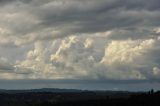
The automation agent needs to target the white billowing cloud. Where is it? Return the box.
[11,35,160,80]
[15,36,98,79]
[3,32,108,80]
[15,41,58,79]
[49,36,156,80]
[101,39,155,65]
[100,38,160,80]
[50,36,97,79]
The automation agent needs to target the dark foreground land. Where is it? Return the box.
[0,89,159,106]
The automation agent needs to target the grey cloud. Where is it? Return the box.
[0,0,160,47]
[0,63,14,71]
[32,0,160,36]
[107,28,159,40]
[0,57,14,71]
[0,57,33,75]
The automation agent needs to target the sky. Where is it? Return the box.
[0,0,160,91]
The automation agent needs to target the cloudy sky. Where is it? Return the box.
[0,0,160,90]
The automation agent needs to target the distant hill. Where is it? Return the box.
[0,88,138,99]
[0,88,83,93]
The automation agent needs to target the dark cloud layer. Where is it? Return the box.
[33,0,160,38]
[1,0,160,43]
